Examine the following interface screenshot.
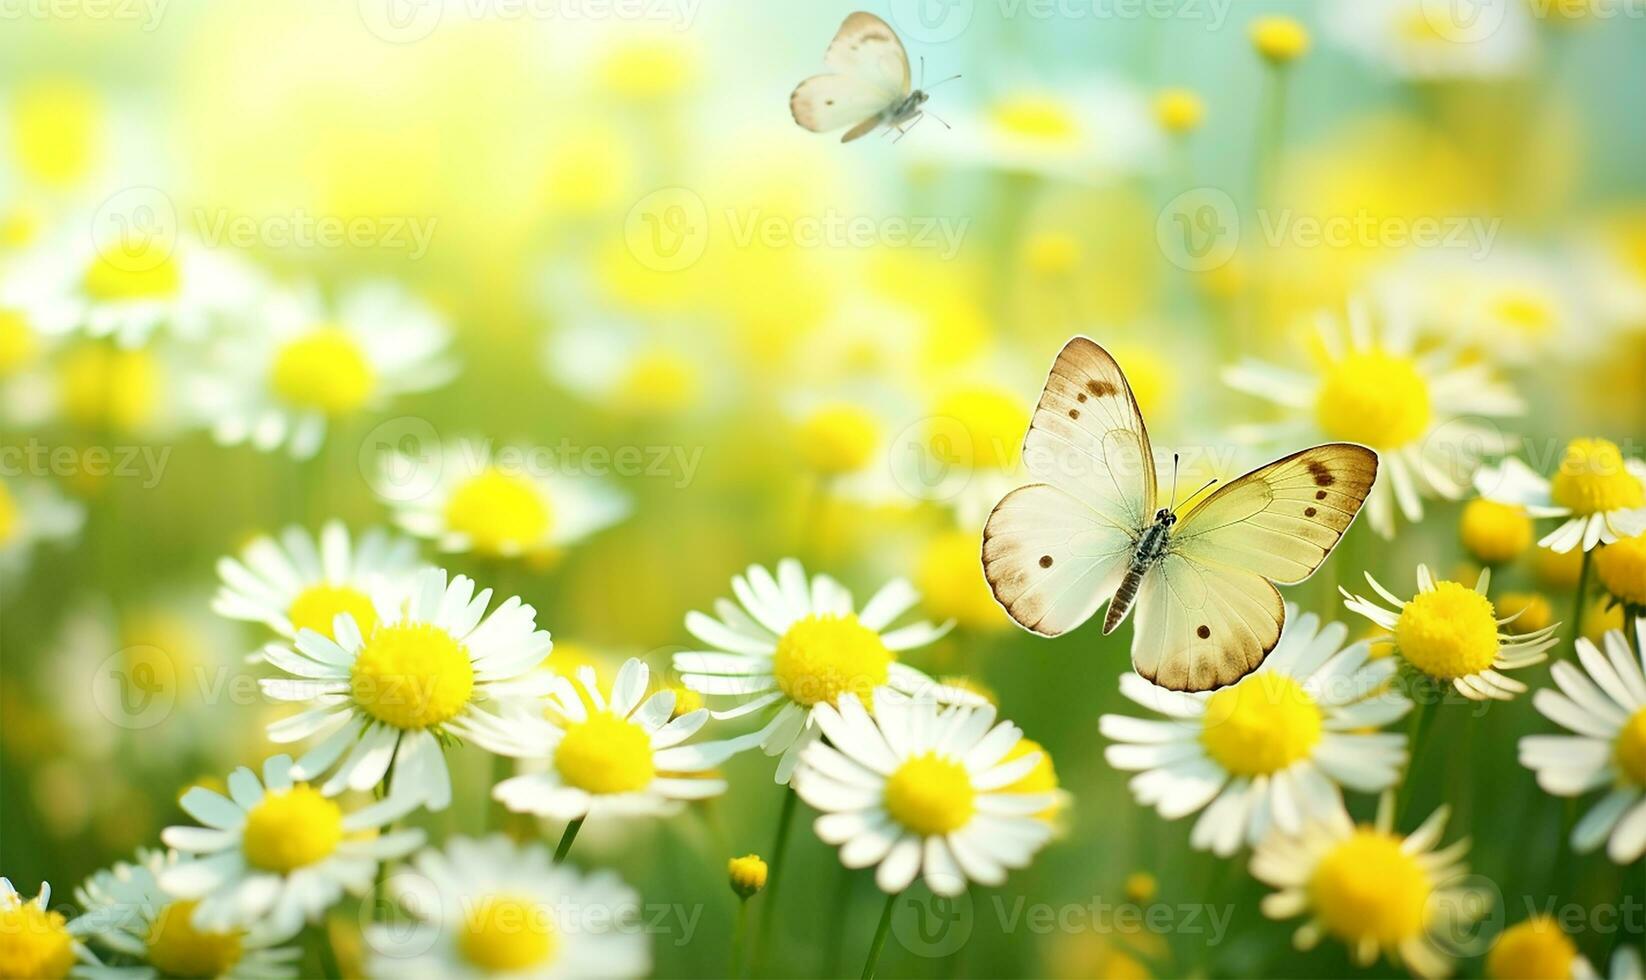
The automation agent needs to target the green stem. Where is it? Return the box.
[371,733,404,922]
[306,922,341,979]
[1396,692,1438,826]
[753,788,799,973]
[553,816,585,864]
[731,899,749,978]
[861,890,899,980]
[487,752,511,833]
[822,859,853,978]
[1571,550,1594,658]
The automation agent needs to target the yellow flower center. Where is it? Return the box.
[615,350,699,416]
[797,404,880,476]
[289,584,378,640]
[1497,592,1553,636]
[771,614,892,708]
[0,897,76,980]
[145,900,244,978]
[83,241,181,302]
[12,80,100,186]
[1550,438,1644,515]
[241,784,343,873]
[931,388,1029,471]
[0,482,17,548]
[1200,673,1323,776]
[727,855,768,898]
[457,894,558,973]
[1595,533,1646,607]
[1251,15,1310,63]
[1314,351,1431,448]
[1460,499,1533,564]
[1488,291,1557,338]
[1616,708,1646,788]
[0,309,38,376]
[999,737,1062,823]
[989,96,1079,143]
[917,530,1006,631]
[1154,89,1205,134]
[553,710,656,794]
[349,623,475,730]
[884,753,975,836]
[1310,829,1431,949]
[58,342,159,432]
[443,468,552,556]
[1022,232,1082,278]
[1395,581,1501,680]
[270,327,375,415]
[1485,916,1578,980]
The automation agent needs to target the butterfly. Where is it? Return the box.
[790,11,956,143]
[981,337,1378,693]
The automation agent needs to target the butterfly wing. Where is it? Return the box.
[982,485,1136,636]
[790,12,910,137]
[1130,443,1378,691]
[1172,443,1379,585]
[1129,554,1283,692]
[982,337,1156,636]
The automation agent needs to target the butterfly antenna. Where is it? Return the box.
[1180,478,1219,512]
[919,55,926,89]
[927,73,963,90]
[928,111,952,130]
[1169,453,1181,511]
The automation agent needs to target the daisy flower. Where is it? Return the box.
[363,835,649,979]
[380,438,629,560]
[213,520,422,646]
[1324,0,1536,81]
[540,313,708,419]
[1342,565,1560,700]
[191,282,456,458]
[1225,298,1523,538]
[0,474,84,578]
[672,558,976,783]
[19,233,265,348]
[485,658,757,822]
[1475,438,1646,552]
[1595,532,1646,609]
[0,877,98,978]
[1518,620,1646,864]
[73,849,301,979]
[1251,793,1487,979]
[1483,915,1598,980]
[259,567,554,809]
[791,691,1055,896]
[1100,607,1411,856]
[156,755,424,938]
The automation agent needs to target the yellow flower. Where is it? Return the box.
[1485,916,1580,979]
[1496,593,1553,635]
[796,404,880,476]
[1154,88,1205,134]
[1251,16,1310,65]
[1595,533,1646,606]
[0,883,77,979]
[727,854,767,898]
[1124,872,1158,904]
[10,79,101,187]
[1461,499,1533,564]
[916,530,1007,631]
[930,387,1028,471]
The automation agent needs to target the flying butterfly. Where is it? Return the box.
[790,11,957,143]
[981,337,1378,692]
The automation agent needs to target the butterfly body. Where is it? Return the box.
[1104,509,1176,634]
[982,337,1378,692]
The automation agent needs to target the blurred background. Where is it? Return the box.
[2,0,1645,976]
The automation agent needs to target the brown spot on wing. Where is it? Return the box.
[1307,460,1335,486]
[1316,490,1328,500]
[1068,409,1080,420]
[1197,625,1210,639]
[1305,507,1317,517]
[1087,380,1118,397]
[1039,555,1053,568]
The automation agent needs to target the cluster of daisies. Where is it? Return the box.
[1,510,1071,978]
